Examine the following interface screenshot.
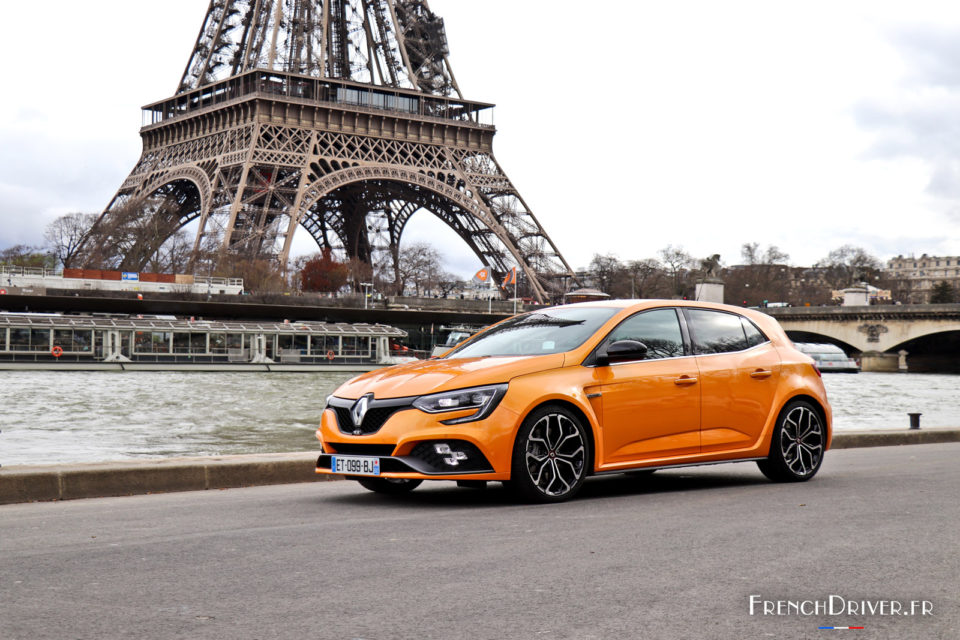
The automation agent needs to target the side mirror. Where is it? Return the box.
[596,340,648,366]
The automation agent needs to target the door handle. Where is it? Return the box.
[674,376,698,386]
[750,369,772,379]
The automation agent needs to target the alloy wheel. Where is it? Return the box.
[524,412,587,497]
[779,404,824,477]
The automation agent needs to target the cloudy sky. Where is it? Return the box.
[2,0,960,275]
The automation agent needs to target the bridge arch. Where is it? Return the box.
[782,330,859,354]
[767,306,960,371]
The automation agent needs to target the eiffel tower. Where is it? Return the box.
[84,0,576,302]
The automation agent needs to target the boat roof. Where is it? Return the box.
[0,314,406,336]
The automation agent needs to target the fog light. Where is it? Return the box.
[434,443,469,466]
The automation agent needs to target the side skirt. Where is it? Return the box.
[591,457,767,477]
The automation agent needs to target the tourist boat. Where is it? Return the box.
[0,312,406,372]
[793,342,860,373]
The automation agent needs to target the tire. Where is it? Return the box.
[510,405,590,503]
[757,399,825,482]
[355,477,423,494]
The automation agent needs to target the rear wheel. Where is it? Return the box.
[511,405,589,503]
[757,400,825,482]
[355,477,423,494]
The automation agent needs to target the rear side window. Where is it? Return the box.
[687,309,749,354]
[741,317,769,347]
[604,308,685,359]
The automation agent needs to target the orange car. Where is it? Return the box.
[315,300,831,502]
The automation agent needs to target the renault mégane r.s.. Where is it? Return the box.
[315,300,831,502]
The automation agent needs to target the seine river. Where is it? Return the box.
[1,371,958,466]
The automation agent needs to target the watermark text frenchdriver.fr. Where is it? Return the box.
[749,595,933,617]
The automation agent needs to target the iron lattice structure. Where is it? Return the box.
[87,0,576,301]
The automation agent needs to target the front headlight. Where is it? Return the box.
[412,384,508,424]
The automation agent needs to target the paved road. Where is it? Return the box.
[1,444,957,640]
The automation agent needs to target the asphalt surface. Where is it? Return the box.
[1,444,957,640]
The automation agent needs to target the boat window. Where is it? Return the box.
[190,333,207,353]
[54,329,93,352]
[30,329,50,352]
[227,334,243,350]
[278,334,308,353]
[310,335,340,355]
[172,332,207,354]
[209,333,227,354]
[342,336,368,356]
[9,328,29,350]
[135,331,172,354]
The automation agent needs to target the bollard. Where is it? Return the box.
[908,412,922,430]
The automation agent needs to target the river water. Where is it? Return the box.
[1,371,958,466]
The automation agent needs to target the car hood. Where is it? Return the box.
[334,353,567,399]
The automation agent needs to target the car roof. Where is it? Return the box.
[539,299,788,346]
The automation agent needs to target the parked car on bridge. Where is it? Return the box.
[315,300,832,502]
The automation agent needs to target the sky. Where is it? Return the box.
[3,0,960,276]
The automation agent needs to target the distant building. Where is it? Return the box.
[885,254,960,303]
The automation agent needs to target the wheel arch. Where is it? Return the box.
[514,399,599,476]
[776,393,831,450]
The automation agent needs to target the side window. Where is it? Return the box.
[605,308,685,359]
[687,309,748,354]
[741,317,769,347]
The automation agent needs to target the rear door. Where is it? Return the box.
[683,309,781,452]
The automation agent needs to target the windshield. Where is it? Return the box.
[446,307,619,358]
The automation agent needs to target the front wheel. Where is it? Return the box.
[757,400,825,482]
[356,477,423,494]
[510,405,590,503]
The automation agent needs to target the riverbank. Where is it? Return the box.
[3,428,959,505]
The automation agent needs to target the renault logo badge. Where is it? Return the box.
[351,393,374,428]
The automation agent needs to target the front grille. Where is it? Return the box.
[325,442,397,456]
[328,395,415,435]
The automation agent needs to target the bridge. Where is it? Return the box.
[764,304,960,372]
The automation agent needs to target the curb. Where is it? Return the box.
[0,452,338,505]
[2,429,959,505]
[830,428,960,450]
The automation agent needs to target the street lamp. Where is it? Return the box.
[360,282,373,309]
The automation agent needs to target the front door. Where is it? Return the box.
[593,308,701,466]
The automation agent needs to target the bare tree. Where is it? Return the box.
[588,253,626,295]
[658,245,695,298]
[626,258,667,299]
[395,242,442,296]
[436,273,463,297]
[741,242,789,266]
[44,213,97,269]
[814,245,883,289]
[723,243,793,306]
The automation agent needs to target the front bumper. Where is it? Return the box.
[316,440,494,477]
[314,398,521,481]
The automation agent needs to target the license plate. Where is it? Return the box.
[330,455,381,476]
